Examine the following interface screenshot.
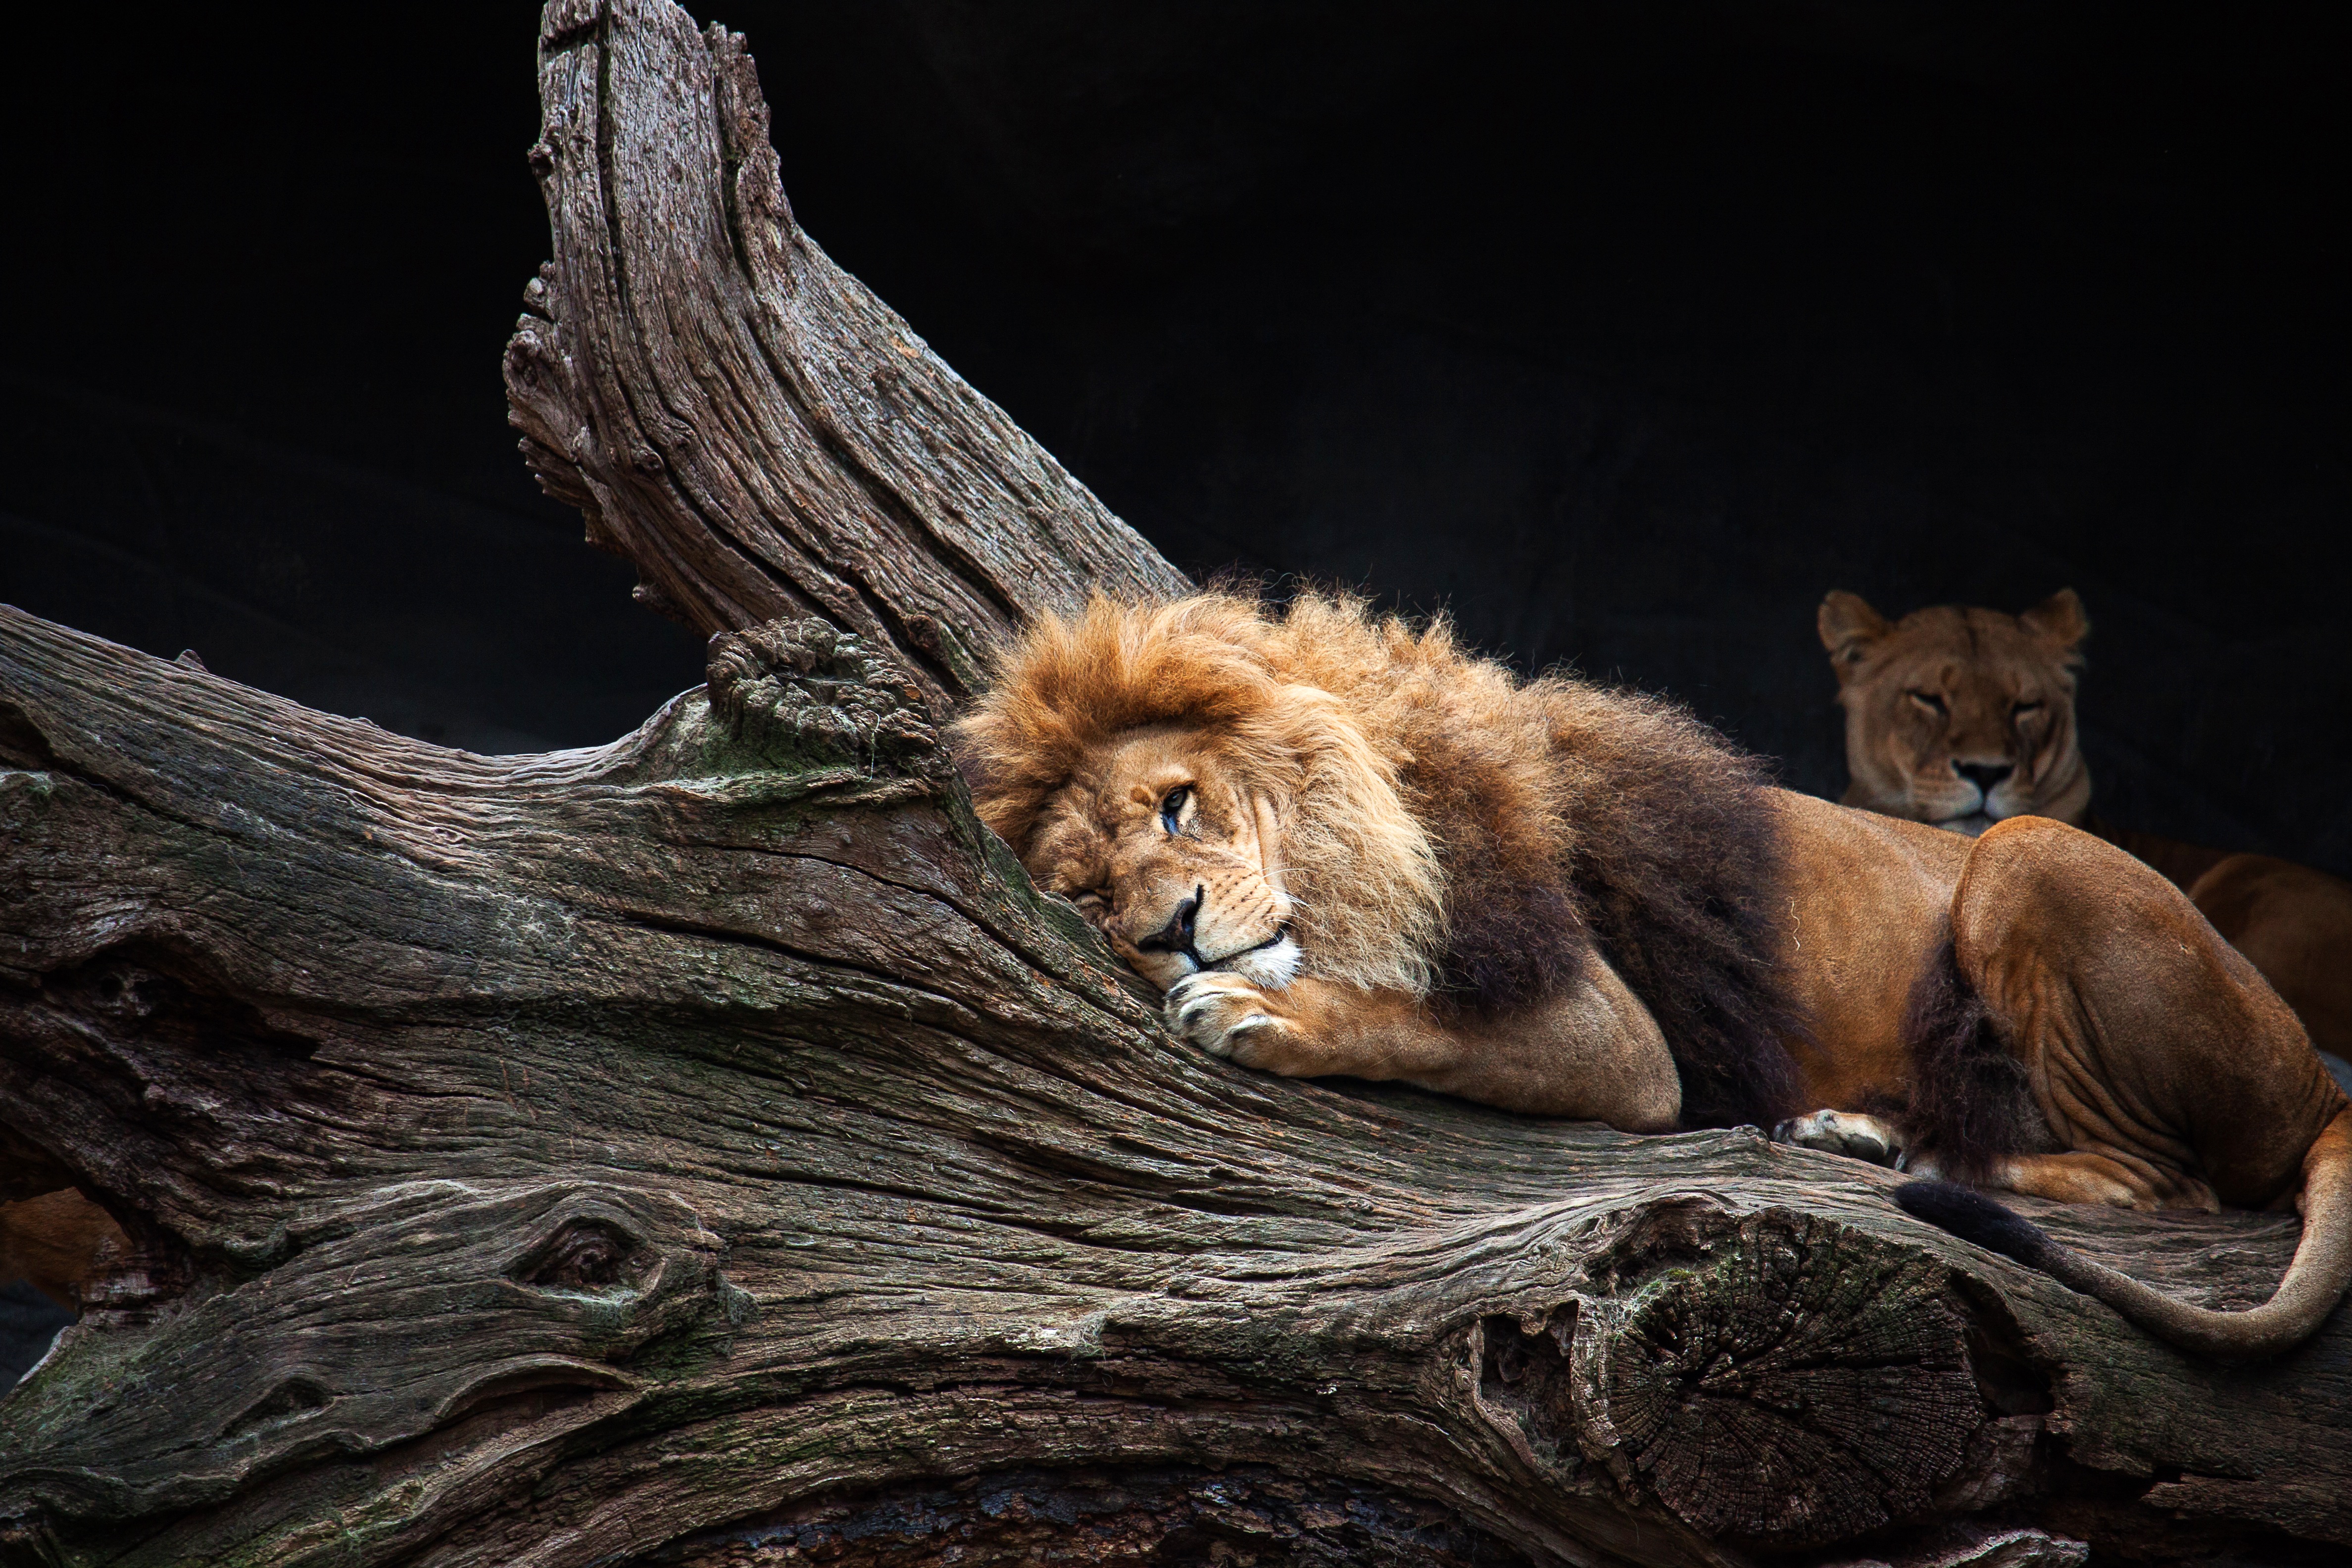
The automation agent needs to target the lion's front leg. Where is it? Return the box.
[1165,962,1682,1133]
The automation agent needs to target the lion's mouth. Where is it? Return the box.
[1203,923,1293,971]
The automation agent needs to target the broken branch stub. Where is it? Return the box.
[503,0,1187,716]
[1572,1213,1982,1546]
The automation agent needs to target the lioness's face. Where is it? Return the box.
[1820,590,2091,833]
[1023,728,1302,993]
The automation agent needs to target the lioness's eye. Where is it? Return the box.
[1159,785,1192,834]
[2013,700,2043,716]
[1907,690,1948,715]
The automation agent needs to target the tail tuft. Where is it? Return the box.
[1895,1180,2061,1271]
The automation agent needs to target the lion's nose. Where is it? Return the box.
[1954,761,2014,796]
[1136,884,1204,960]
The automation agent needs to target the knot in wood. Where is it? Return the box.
[1568,1211,1982,1549]
[706,617,941,776]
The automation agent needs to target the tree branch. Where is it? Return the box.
[503,0,1186,712]
[1,2,2348,1564]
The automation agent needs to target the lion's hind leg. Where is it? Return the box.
[1950,815,2341,1213]
[1771,931,2048,1180]
[1990,1149,2216,1211]
[1793,1127,2201,1211]
[1893,819,2352,1358]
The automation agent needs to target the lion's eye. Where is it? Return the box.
[1907,690,1948,716]
[2013,700,2043,717]
[1159,785,1192,835]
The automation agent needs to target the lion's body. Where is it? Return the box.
[1819,588,2352,1063]
[1770,794,2345,1214]
[962,590,2352,1359]
[954,592,1800,1129]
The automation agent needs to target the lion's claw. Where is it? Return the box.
[1166,972,1297,1064]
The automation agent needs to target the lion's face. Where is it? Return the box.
[955,592,1445,1000]
[1023,727,1303,993]
[1819,588,2091,834]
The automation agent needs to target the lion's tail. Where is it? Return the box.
[1894,1108,2352,1362]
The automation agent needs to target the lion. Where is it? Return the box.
[1819,588,2352,1064]
[0,1189,125,1312]
[957,590,2352,1360]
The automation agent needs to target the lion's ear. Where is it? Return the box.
[1817,590,1890,678]
[2019,588,2090,658]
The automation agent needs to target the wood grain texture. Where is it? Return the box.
[502,0,1187,715]
[2,607,2348,1565]
[2,0,2348,1561]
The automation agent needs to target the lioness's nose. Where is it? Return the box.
[1955,761,2014,794]
[1136,884,1204,959]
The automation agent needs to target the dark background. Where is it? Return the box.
[2,0,2347,870]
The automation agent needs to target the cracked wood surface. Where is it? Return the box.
[503,0,1185,713]
[3,0,2350,1562]
[2,608,2348,1566]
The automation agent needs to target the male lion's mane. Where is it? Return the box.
[955,590,1806,1128]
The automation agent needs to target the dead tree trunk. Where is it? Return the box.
[1,3,2349,1564]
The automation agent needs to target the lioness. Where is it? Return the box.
[0,1189,125,1311]
[958,591,2352,1360]
[1819,588,2352,1064]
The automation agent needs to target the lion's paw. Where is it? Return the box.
[1772,1108,1903,1167]
[1165,972,1304,1069]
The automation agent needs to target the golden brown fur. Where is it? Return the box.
[1821,587,2352,1062]
[955,590,1805,1128]
[1819,588,2091,832]
[965,589,2352,1359]
[957,592,1446,999]
[0,1188,124,1312]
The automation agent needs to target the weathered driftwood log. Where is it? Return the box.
[5,606,2351,1567]
[2,1,2350,1564]
[7,606,2352,1568]
[502,0,1184,713]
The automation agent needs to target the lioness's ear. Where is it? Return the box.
[1817,590,1890,679]
[2019,588,2090,658]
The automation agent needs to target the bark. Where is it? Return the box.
[501,0,1185,714]
[1,2,2348,1565]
